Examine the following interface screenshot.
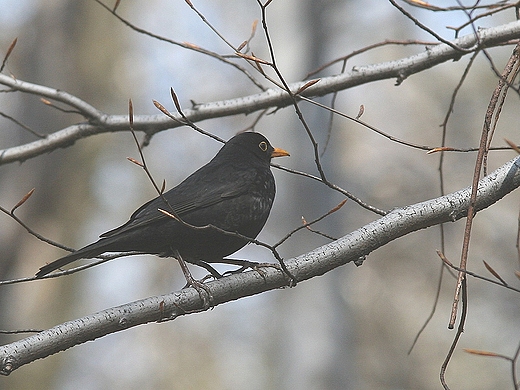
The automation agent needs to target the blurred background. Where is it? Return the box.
[0,1,519,389]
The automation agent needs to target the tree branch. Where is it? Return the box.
[1,155,519,375]
[1,20,519,165]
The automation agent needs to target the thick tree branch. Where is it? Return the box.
[1,155,519,375]
[1,20,519,165]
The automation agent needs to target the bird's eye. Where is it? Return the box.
[258,141,268,152]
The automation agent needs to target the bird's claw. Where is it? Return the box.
[184,278,213,310]
[221,261,282,282]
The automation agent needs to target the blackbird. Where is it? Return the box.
[36,132,289,278]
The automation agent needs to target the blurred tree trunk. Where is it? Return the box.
[0,1,123,388]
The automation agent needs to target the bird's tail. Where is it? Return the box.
[35,239,112,278]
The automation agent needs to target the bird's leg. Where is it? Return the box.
[172,250,212,309]
[218,258,259,274]
[186,259,223,279]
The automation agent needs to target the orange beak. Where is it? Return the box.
[271,147,290,158]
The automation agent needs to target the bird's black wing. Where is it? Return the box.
[100,164,256,238]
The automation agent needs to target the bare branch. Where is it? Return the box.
[1,155,519,375]
[1,21,520,165]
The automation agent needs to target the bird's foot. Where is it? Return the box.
[183,277,213,310]
[252,262,285,280]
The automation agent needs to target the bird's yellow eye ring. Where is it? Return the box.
[258,141,268,152]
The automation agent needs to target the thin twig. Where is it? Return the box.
[93,0,266,91]
[272,163,386,215]
[441,277,468,390]
[439,251,520,293]
[389,0,475,52]
[274,199,347,248]
[408,260,446,354]
[0,112,45,139]
[0,38,17,73]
